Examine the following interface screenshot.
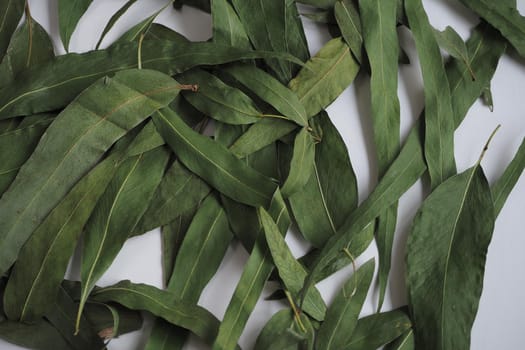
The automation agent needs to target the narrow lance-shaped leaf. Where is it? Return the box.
[0,0,25,60]
[211,0,251,49]
[91,280,224,346]
[58,0,94,50]
[405,0,456,188]
[259,207,327,321]
[289,37,360,118]
[146,195,233,350]
[316,259,375,350]
[153,107,277,207]
[254,309,315,350]
[212,190,291,350]
[77,147,169,331]
[0,40,303,118]
[434,26,476,80]
[458,0,525,58]
[406,136,497,350]
[96,0,139,49]
[335,0,363,63]
[0,69,179,275]
[223,64,308,126]
[289,112,358,247]
[359,0,400,311]
[3,136,133,322]
[281,127,316,197]
[179,69,262,125]
[345,308,412,350]
[492,138,525,217]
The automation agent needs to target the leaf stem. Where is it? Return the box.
[284,290,306,333]
[137,33,145,69]
[478,124,501,164]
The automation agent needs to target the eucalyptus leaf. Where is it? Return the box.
[0,319,73,350]
[58,0,94,50]
[254,309,315,350]
[0,0,25,59]
[281,127,316,197]
[96,0,138,49]
[385,330,415,350]
[434,26,476,80]
[334,0,363,63]
[211,0,251,49]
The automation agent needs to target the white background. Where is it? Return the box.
[1,0,524,349]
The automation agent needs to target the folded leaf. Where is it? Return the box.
[153,107,277,207]
[0,69,178,275]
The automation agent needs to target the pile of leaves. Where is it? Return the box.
[0,0,524,349]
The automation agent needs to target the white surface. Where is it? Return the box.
[1,0,524,349]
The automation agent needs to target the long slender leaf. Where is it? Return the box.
[153,107,277,206]
[96,0,139,49]
[281,127,316,197]
[0,69,178,275]
[211,0,251,49]
[58,0,94,50]
[335,0,363,63]
[0,0,25,59]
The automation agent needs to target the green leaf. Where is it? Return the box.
[58,0,94,50]
[405,0,456,189]
[316,259,375,349]
[0,0,25,59]
[289,37,360,118]
[153,107,277,206]
[0,9,55,88]
[259,207,326,321]
[385,330,415,350]
[281,127,316,197]
[83,302,143,339]
[179,69,262,125]
[492,138,525,217]
[96,0,138,49]
[0,319,73,350]
[345,308,412,350]
[3,142,130,322]
[134,159,210,234]
[91,280,223,346]
[254,309,315,350]
[212,0,251,48]
[212,190,290,350]
[0,115,54,194]
[289,112,358,247]
[78,147,169,329]
[406,162,495,350]
[359,0,401,310]
[296,0,337,9]
[434,26,476,80]
[458,0,525,58]
[0,40,303,118]
[334,0,363,63]
[224,64,308,126]
[0,69,178,275]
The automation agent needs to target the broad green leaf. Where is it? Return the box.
[0,40,303,118]
[58,0,94,50]
[213,190,290,350]
[458,0,525,58]
[316,259,375,349]
[96,0,138,49]
[385,330,415,350]
[134,160,210,234]
[0,115,54,194]
[406,163,495,350]
[3,142,129,322]
[0,0,25,59]
[405,0,456,188]
[0,69,178,275]
[0,319,73,350]
[289,37,360,118]
[153,107,277,206]
[147,195,232,350]
[335,0,363,63]
[289,112,358,247]
[91,280,223,346]
[78,147,169,329]
[212,0,251,48]
[0,8,55,88]
[359,0,400,310]
[254,309,314,350]
[179,69,262,125]
[434,26,476,80]
[229,118,297,158]
[259,207,326,321]
[223,64,308,126]
[492,138,525,217]
[46,286,104,349]
[281,127,316,197]
[344,308,412,349]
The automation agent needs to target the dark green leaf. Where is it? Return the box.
[0,0,25,59]
[96,0,138,49]
[254,309,314,350]
[334,0,363,63]
[212,0,251,48]
[58,0,94,50]
[434,26,476,80]
[83,302,143,339]
[316,259,375,349]
[281,127,316,197]
[0,69,178,275]
[153,107,277,207]
[385,330,415,350]
[0,319,73,350]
